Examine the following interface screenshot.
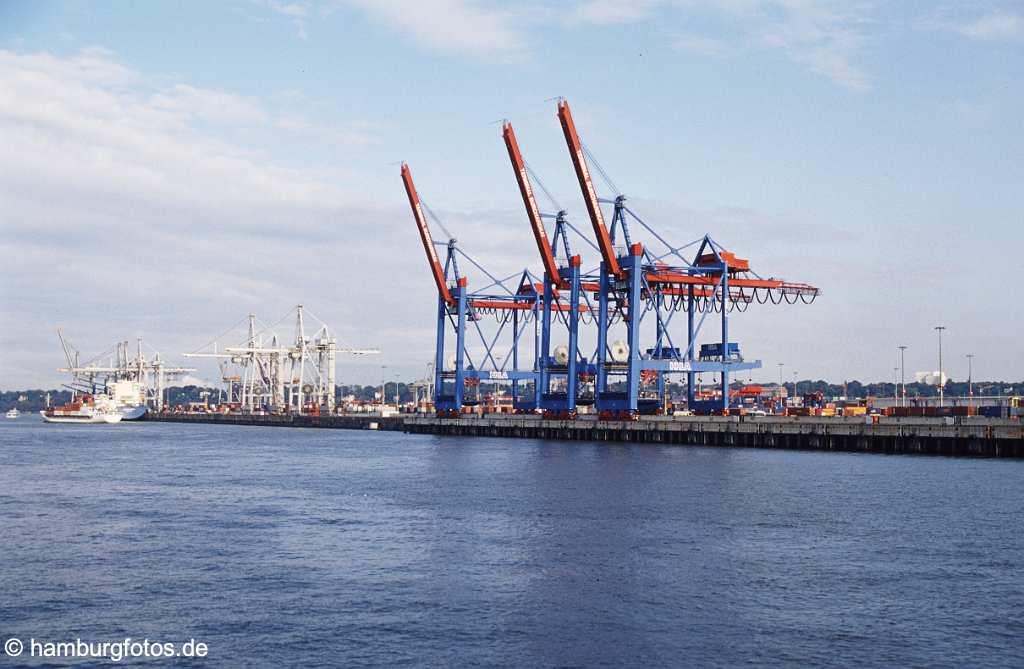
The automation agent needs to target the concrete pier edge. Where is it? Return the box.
[143,412,1024,458]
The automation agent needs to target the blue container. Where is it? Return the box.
[699,342,741,359]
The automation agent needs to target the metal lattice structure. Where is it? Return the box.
[406,99,819,419]
[184,305,378,413]
[55,329,195,410]
[402,163,548,415]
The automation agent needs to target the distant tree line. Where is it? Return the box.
[336,383,414,403]
[3,379,1021,411]
[773,380,1024,399]
[0,389,73,412]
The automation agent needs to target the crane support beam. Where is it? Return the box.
[645,272,784,289]
[502,121,564,288]
[646,272,819,295]
[469,299,587,313]
[557,99,622,278]
[401,163,455,305]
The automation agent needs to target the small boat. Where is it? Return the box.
[5,408,19,419]
[40,395,123,424]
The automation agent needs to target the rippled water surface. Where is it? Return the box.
[1,418,1022,667]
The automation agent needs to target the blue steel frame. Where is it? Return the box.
[588,198,762,417]
[418,105,817,419]
[432,239,543,416]
[532,212,603,417]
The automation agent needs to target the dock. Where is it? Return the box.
[144,411,406,431]
[144,412,1024,458]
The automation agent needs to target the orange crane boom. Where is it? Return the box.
[401,163,454,305]
[502,121,564,288]
[557,99,623,278]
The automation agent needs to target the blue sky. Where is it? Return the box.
[1,0,1022,388]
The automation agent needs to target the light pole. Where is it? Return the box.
[792,371,798,397]
[897,345,907,407]
[380,364,387,412]
[777,363,785,412]
[967,354,974,408]
[893,367,899,403]
[935,326,946,407]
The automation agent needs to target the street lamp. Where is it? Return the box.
[934,326,946,407]
[776,363,784,413]
[897,345,907,407]
[893,367,899,403]
[967,354,974,408]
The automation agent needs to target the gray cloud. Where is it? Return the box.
[258,1,877,91]
[0,48,421,387]
[2,40,1019,389]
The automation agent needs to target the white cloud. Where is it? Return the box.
[569,0,658,24]
[273,115,382,146]
[671,33,727,56]
[262,0,312,39]
[0,46,563,389]
[252,0,874,90]
[268,0,308,18]
[951,97,996,124]
[919,6,1024,42]
[150,84,268,126]
[956,9,1023,40]
[574,0,875,91]
[735,1,872,91]
[172,375,219,388]
[337,0,530,62]
[0,47,420,388]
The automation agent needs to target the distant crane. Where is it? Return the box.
[55,329,194,409]
[183,305,378,413]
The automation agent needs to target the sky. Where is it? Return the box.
[1,0,1022,389]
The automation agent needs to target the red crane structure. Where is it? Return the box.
[400,163,546,415]
[405,99,819,418]
[554,98,818,416]
[502,120,594,417]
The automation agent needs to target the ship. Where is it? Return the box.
[5,408,19,419]
[55,330,194,420]
[40,395,123,424]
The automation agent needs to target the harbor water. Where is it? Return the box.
[1,419,1022,667]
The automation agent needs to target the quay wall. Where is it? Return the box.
[143,412,1024,458]
[402,415,1024,458]
[144,412,405,431]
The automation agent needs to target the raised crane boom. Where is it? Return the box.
[557,99,622,278]
[401,163,454,305]
[501,121,563,288]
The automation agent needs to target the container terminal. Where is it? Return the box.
[37,98,1023,457]
[401,99,821,420]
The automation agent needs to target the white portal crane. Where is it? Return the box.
[183,305,378,413]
